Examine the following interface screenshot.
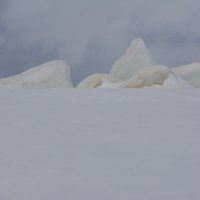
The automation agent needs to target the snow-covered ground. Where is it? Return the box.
[0,88,200,199]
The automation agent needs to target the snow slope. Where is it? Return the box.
[0,61,73,88]
[0,89,200,199]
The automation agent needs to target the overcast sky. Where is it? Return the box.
[0,0,200,84]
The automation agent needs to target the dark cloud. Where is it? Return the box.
[0,0,200,84]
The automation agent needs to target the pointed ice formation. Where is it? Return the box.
[77,37,191,89]
[110,38,154,81]
[0,60,73,88]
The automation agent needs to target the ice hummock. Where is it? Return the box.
[0,60,73,88]
[0,38,199,89]
[79,38,193,89]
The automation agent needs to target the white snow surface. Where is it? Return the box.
[0,61,73,88]
[172,63,200,88]
[0,88,200,199]
[110,38,154,81]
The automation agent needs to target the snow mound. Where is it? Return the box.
[110,38,154,81]
[172,63,200,88]
[77,74,115,88]
[0,61,73,88]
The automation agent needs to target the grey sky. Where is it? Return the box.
[0,0,200,84]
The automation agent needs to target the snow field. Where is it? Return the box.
[0,89,200,199]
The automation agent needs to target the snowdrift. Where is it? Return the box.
[0,61,73,88]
